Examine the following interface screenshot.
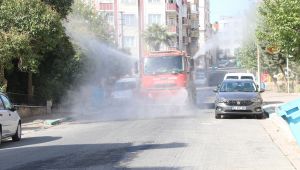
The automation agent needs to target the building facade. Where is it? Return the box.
[88,0,201,58]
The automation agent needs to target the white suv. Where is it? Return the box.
[224,73,256,81]
[0,93,21,144]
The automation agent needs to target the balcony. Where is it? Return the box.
[167,25,177,33]
[166,3,178,12]
[96,3,113,11]
[190,30,199,37]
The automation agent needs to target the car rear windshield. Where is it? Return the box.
[226,76,238,79]
[241,76,253,80]
[220,81,257,92]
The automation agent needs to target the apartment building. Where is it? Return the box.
[187,0,199,57]
[89,0,200,58]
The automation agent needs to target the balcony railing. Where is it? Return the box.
[97,3,113,11]
[166,3,177,11]
[190,30,199,37]
[167,25,177,33]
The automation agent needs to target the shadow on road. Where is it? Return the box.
[1,142,187,170]
[221,112,269,119]
[0,136,62,149]
[222,115,256,119]
[263,101,283,105]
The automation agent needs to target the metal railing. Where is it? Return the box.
[5,92,46,106]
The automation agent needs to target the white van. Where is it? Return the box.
[224,73,256,81]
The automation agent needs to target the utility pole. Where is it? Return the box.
[119,11,124,49]
[138,0,142,57]
[257,44,261,91]
[138,0,143,71]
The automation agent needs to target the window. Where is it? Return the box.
[220,82,257,92]
[226,76,238,79]
[123,14,136,26]
[148,14,161,25]
[241,76,254,80]
[122,0,135,4]
[123,36,135,47]
[167,18,176,25]
[1,95,12,110]
[148,0,160,3]
[144,56,184,74]
[104,12,114,23]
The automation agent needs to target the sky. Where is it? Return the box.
[210,0,253,22]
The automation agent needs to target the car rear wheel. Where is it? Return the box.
[12,123,21,142]
[215,114,221,119]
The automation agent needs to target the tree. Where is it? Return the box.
[257,0,300,61]
[69,0,115,43]
[143,24,175,51]
[236,39,257,72]
[42,0,74,18]
[236,37,288,90]
[64,0,133,94]
[0,0,65,96]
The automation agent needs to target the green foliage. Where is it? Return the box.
[0,0,77,102]
[236,40,257,71]
[42,0,74,18]
[236,38,286,78]
[257,0,300,60]
[33,35,83,102]
[0,0,64,72]
[70,0,114,43]
[143,24,175,51]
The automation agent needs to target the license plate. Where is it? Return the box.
[232,106,246,110]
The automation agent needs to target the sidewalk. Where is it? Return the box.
[261,91,300,169]
[262,91,300,104]
[22,112,73,135]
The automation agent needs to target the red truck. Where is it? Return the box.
[139,50,195,104]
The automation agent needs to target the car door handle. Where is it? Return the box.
[9,113,11,116]
[0,114,2,116]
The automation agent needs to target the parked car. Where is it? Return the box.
[111,77,138,102]
[193,70,207,86]
[214,79,264,119]
[218,60,230,68]
[0,93,21,144]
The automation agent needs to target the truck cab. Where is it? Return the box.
[140,50,194,102]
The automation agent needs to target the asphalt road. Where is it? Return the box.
[0,88,295,170]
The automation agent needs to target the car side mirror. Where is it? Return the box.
[9,106,16,112]
[213,89,218,93]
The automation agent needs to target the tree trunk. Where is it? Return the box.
[27,71,33,104]
[154,43,160,51]
[279,64,287,82]
[0,64,7,92]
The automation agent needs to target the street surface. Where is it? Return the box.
[0,88,296,170]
